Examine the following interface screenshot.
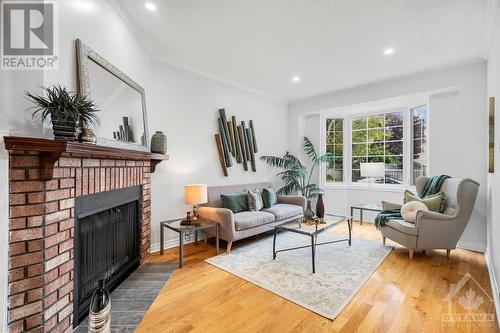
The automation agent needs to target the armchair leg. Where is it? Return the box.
[446,249,451,258]
[382,236,386,245]
[408,249,414,259]
[226,241,233,254]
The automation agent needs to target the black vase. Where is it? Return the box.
[88,279,111,332]
[304,200,314,219]
[51,118,76,141]
[316,194,325,219]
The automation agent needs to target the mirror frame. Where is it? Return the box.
[75,39,149,151]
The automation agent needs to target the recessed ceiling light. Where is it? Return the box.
[145,2,156,11]
[384,48,395,55]
[292,76,300,82]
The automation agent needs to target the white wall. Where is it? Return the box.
[288,63,487,251]
[148,60,287,250]
[487,1,500,315]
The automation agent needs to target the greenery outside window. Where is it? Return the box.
[411,105,428,184]
[351,111,404,184]
[325,118,344,182]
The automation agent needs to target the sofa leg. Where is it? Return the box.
[382,236,386,245]
[408,249,414,259]
[446,249,451,258]
[226,241,233,254]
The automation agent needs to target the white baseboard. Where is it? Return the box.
[150,234,204,254]
[485,251,500,327]
[457,240,487,253]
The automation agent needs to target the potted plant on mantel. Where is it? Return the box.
[260,137,333,219]
[26,85,100,141]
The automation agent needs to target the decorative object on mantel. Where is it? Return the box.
[88,279,111,333]
[3,136,168,180]
[261,137,333,215]
[25,85,100,141]
[113,116,135,143]
[151,130,167,154]
[181,184,208,225]
[78,127,97,143]
[489,97,495,173]
[214,108,258,176]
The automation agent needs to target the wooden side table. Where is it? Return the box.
[160,218,219,268]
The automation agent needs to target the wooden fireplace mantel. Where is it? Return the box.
[4,136,168,180]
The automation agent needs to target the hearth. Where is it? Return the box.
[74,186,141,325]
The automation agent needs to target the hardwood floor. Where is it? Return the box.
[136,222,499,333]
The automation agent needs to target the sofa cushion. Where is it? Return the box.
[262,186,277,208]
[404,190,445,213]
[247,189,264,211]
[263,204,303,221]
[221,191,248,213]
[234,211,275,231]
[384,219,419,236]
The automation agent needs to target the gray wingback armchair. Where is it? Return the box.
[380,176,479,259]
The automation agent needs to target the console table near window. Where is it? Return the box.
[350,204,383,225]
[160,218,219,268]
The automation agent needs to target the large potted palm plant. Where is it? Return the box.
[26,85,99,141]
[260,137,333,218]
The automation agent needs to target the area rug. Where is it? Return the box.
[205,232,392,319]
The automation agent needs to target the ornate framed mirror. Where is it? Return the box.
[76,39,149,151]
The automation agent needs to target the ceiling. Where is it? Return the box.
[116,0,490,102]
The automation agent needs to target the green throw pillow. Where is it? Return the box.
[247,189,264,211]
[404,190,445,213]
[262,186,277,208]
[221,191,248,213]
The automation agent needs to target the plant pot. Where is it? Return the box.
[89,279,111,332]
[304,199,314,219]
[51,119,77,141]
[316,194,325,219]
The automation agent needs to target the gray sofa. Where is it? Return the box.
[381,176,479,259]
[198,182,306,253]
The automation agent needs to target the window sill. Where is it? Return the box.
[324,183,416,193]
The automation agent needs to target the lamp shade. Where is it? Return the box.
[360,162,385,178]
[184,184,208,205]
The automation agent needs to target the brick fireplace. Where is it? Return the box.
[4,136,166,333]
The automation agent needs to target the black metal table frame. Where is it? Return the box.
[350,205,383,225]
[272,214,352,273]
[160,218,219,268]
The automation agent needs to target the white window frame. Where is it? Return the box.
[320,103,429,191]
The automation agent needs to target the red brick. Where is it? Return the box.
[75,169,82,197]
[10,181,44,193]
[126,160,136,167]
[44,291,58,309]
[44,273,69,295]
[53,168,71,178]
[45,189,70,202]
[10,204,44,218]
[9,243,26,256]
[27,192,44,204]
[59,198,74,210]
[59,178,75,189]
[44,268,58,284]
[44,313,57,331]
[89,168,95,194]
[28,168,40,180]
[44,201,58,214]
[105,168,111,191]
[45,231,69,249]
[51,315,70,333]
[8,293,25,308]
[45,209,70,225]
[44,295,68,321]
[100,168,105,192]
[26,288,43,303]
[45,245,59,260]
[82,168,88,195]
[10,228,43,242]
[9,276,43,293]
[44,179,59,190]
[9,252,43,269]
[58,280,73,298]
[82,158,100,167]
[9,268,25,282]
[9,301,42,322]
[27,240,42,252]
[27,215,43,227]
[45,252,69,272]
[27,264,42,278]
[10,155,39,167]
[9,193,26,205]
[144,160,151,167]
[58,218,74,231]
[58,303,72,322]
[8,320,24,333]
[58,157,81,167]
[100,159,115,167]
[59,260,74,275]
[59,239,73,253]
[9,218,27,230]
[110,168,115,190]
[116,160,126,166]
[25,314,42,329]
[9,169,26,180]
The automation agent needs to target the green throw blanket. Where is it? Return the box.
[374,175,450,229]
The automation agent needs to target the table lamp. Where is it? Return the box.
[184,184,208,223]
[360,162,385,208]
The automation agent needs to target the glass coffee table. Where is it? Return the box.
[350,204,383,225]
[271,214,352,273]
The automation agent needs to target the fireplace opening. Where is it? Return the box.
[73,186,142,326]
